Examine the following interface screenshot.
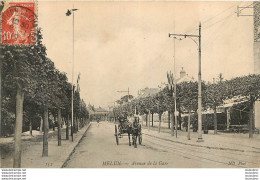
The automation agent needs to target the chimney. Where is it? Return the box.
[180,67,186,78]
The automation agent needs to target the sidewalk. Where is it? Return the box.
[142,125,260,153]
[0,123,91,168]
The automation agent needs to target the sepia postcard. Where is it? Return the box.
[0,1,260,170]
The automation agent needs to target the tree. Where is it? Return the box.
[225,75,260,138]
[154,91,167,133]
[205,79,226,134]
[1,29,46,167]
[139,96,153,127]
[116,95,134,105]
[52,71,70,146]
[178,82,198,139]
[61,81,72,140]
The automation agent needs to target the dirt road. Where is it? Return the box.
[64,122,260,168]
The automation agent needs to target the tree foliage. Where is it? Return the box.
[1,29,89,136]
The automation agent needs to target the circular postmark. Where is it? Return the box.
[1,2,38,45]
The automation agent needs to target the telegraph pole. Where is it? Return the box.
[167,71,175,136]
[173,31,178,138]
[197,23,203,142]
[66,6,79,142]
[71,5,75,142]
[236,4,254,17]
[117,88,130,102]
[169,22,203,142]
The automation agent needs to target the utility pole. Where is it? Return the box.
[237,4,254,17]
[237,2,255,139]
[71,5,74,142]
[173,31,178,138]
[167,71,175,136]
[169,22,203,142]
[117,88,130,102]
[66,6,79,142]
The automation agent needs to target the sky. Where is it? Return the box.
[38,1,254,109]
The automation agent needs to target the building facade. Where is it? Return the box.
[254,2,260,129]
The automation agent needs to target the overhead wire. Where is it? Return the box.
[184,3,240,34]
[237,2,254,14]
[153,2,251,84]
[184,2,247,35]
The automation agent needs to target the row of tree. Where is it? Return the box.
[1,28,89,167]
[113,74,260,138]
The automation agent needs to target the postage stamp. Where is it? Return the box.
[1,2,37,45]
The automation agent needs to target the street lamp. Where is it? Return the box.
[169,22,203,142]
[66,6,79,142]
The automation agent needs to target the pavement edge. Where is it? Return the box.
[61,123,92,168]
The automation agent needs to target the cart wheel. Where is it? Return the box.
[138,134,142,145]
[115,125,119,145]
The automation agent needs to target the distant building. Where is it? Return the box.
[137,68,194,98]
[137,87,160,98]
[136,68,195,126]
[176,67,195,84]
[87,104,109,121]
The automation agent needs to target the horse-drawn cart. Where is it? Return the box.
[114,116,142,148]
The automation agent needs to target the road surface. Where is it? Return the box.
[64,122,260,168]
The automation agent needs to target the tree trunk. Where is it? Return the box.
[188,109,191,140]
[71,115,73,141]
[214,106,217,134]
[73,116,77,133]
[75,116,77,132]
[80,117,82,127]
[40,116,43,133]
[178,110,182,130]
[151,113,154,127]
[74,116,76,133]
[145,114,148,126]
[61,117,64,129]
[168,111,170,129]
[29,118,32,136]
[148,110,150,130]
[13,84,24,168]
[53,116,56,131]
[158,113,162,133]
[171,111,174,136]
[77,116,79,131]
[42,106,49,157]
[58,109,61,146]
[66,115,69,140]
[249,101,254,138]
[226,108,231,131]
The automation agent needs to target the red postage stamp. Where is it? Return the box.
[1,2,37,45]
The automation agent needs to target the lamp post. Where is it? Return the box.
[66,6,78,142]
[173,35,178,138]
[169,22,203,142]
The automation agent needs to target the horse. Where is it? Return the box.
[127,116,141,148]
[132,116,141,148]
